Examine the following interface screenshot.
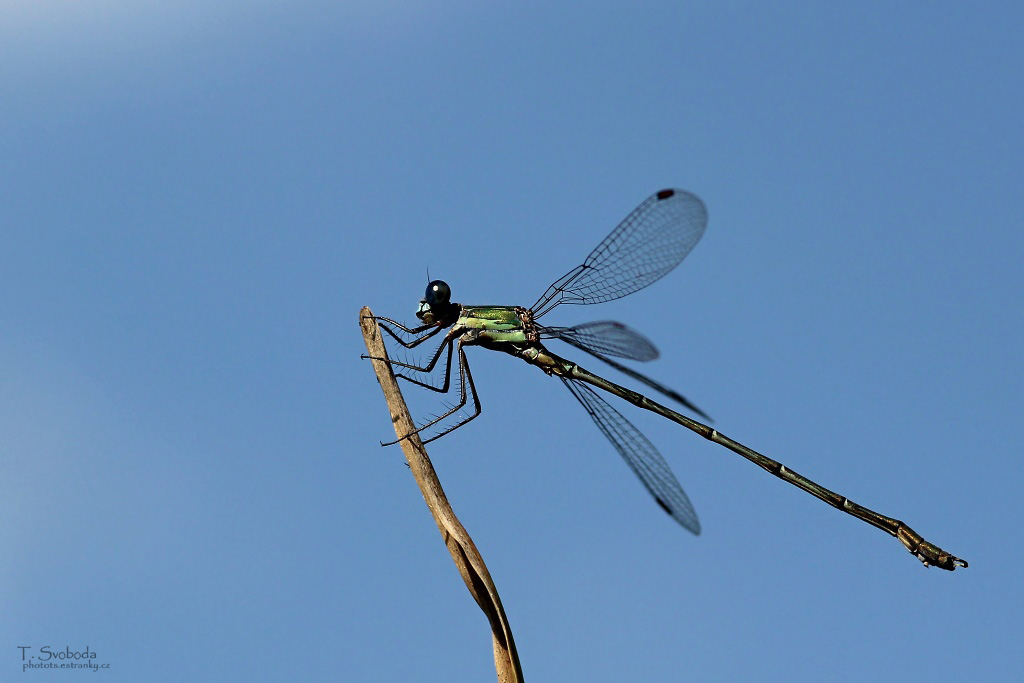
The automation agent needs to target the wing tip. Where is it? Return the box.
[656,497,702,535]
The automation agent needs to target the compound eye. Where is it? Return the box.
[425,280,451,305]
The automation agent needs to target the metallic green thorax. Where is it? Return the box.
[452,305,580,378]
[456,305,530,344]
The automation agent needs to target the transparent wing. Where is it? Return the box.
[531,189,708,318]
[540,320,712,420]
[587,353,711,423]
[540,321,659,362]
[561,377,701,535]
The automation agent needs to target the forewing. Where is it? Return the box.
[532,189,707,318]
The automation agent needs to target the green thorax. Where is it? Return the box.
[457,305,530,343]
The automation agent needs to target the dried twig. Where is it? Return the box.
[360,307,522,683]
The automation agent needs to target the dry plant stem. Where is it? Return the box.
[360,307,523,683]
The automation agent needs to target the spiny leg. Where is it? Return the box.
[420,344,482,445]
[388,336,456,394]
[362,314,432,335]
[362,326,459,384]
[364,325,466,430]
[361,319,453,390]
[370,315,444,348]
[382,341,481,446]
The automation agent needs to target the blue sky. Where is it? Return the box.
[2,1,1021,680]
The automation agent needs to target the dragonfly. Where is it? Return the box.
[364,188,966,571]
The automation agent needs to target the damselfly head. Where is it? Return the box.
[416,280,452,324]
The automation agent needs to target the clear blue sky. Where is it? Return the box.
[3,2,1021,680]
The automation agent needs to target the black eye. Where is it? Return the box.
[425,280,451,305]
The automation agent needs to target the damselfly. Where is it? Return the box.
[364,189,966,570]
